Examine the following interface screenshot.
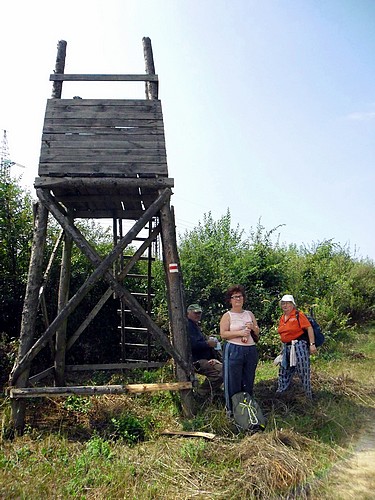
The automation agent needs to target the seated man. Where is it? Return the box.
[187,303,223,398]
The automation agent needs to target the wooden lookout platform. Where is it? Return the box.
[36,97,171,218]
[9,39,195,432]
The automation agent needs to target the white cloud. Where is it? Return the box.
[346,111,375,121]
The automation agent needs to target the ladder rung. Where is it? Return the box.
[127,274,151,279]
[123,255,155,261]
[131,292,155,298]
[123,343,149,347]
[124,359,149,363]
[118,326,148,332]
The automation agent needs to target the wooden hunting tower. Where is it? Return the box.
[9,39,195,432]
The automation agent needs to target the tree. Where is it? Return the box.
[177,210,246,334]
[0,177,33,337]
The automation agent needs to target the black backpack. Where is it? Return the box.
[231,392,266,432]
[296,310,325,347]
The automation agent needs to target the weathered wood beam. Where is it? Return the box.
[39,230,64,298]
[28,362,167,384]
[63,210,145,220]
[29,366,55,384]
[39,229,64,347]
[34,177,174,189]
[10,202,48,432]
[10,189,171,385]
[39,230,64,319]
[161,430,216,440]
[160,204,194,416]
[40,295,50,329]
[42,134,165,144]
[44,97,160,104]
[143,37,158,100]
[10,382,192,398]
[38,163,168,178]
[51,40,66,99]
[43,119,164,130]
[50,74,159,82]
[55,194,157,205]
[65,362,165,371]
[55,231,72,386]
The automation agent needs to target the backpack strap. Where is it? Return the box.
[295,310,308,342]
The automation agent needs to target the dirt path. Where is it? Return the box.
[321,414,375,499]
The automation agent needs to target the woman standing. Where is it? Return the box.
[277,294,317,399]
[220,285,260,415]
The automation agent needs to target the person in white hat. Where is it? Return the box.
[276,294,317,399]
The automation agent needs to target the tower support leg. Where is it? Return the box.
[55,231,72,386]
[10,202,48,434]
[160,203,195,417]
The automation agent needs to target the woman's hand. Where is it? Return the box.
[241,325,251,343]
[309,344,317,354]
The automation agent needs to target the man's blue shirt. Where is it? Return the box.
[188,318,212,362]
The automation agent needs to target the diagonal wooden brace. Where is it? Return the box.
[10,187,193,385]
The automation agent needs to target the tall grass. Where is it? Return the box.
[1,324,374,499]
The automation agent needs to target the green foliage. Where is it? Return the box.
[179,439,208,465]
[237,221,286,326]
[0,177,33,337]
[0,178,33,279]
[257,326,281,359]
[177,210,247,335]
[0,398,13,442]
[172,212,375,352]
[137,369,160,383]
[63,396,92,414]
[85,435,114,460]
[182,414,206,432]
[345,260,375,321]
[150,390,179,413]
[0,334,18,391]
[1,175,375,377]
[109,413,152,444]
[90,370,112,386]
[65,436,114,496]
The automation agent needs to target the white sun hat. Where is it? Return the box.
[279,294,296,306]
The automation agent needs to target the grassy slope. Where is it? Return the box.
[0,324,374,499]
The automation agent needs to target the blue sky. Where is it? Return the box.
[1,0,374,260]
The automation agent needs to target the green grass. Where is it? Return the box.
[1,323,374,499]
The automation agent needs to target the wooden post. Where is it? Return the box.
[10,381,193,398]
[52,40,67,98]
[159,204,195,417]
[10,202,48,434]
[142,37,158,100]
[54,231,72,386]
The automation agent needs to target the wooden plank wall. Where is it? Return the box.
[39,99,168,178]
